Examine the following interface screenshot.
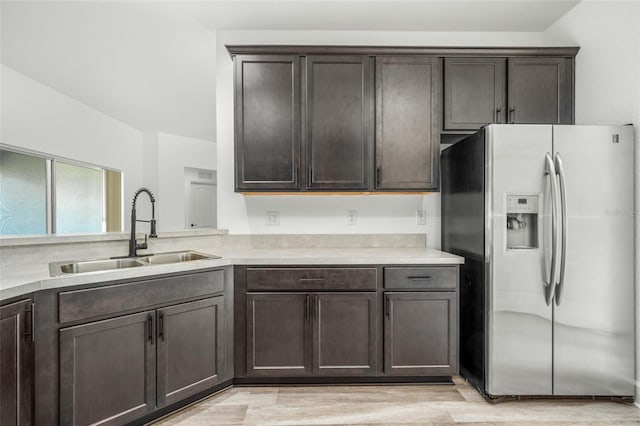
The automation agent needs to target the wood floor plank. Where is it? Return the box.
[152,377,640,425]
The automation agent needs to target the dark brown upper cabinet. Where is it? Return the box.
[444,57,507,130]
[234,55,301,191]
[375,56,441,190]
[508,57,573,124]
[305,56,374,190]
[228,46,578,193]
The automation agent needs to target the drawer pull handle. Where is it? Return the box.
[299,278,325,282]
[407,276,433,281]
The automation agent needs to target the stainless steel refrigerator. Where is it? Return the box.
[441,124,635,399]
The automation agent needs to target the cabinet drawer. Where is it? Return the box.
[246,267,377,291]
[384,267,457,290]
[58,269,224,324]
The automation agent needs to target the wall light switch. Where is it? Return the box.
[265,211,280,226]
[347,210,358,226]
[416,210,426,225]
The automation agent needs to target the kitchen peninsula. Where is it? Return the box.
[0,232,462,425]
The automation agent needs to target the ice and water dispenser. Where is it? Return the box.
[506,195,539,249]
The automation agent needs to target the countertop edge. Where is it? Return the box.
[1,249,464,301]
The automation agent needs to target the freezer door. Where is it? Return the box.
[486,125,554,396]
[552,125,635,396]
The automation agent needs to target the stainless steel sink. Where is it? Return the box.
[52,258,146,276]
[138,251,219,265]
[49,251,219,276]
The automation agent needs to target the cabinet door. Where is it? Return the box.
[306,56,373,190]
[444,57,506,130]
[313,293,377,376]
[508,57,573,124]
[384,292,457,376]
[157,297,225,407]
[0,300,33,426]
[375,56,441,190]
[246,293,311,376]
[234,55,300,190]
[59,311,155,426]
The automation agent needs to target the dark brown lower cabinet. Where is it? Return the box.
[59,296,225,426]
[384,292,457,376]
[157,297,225,407]
[59,311,156,426]
[314,293,376,376]
[0,299,33,426]
[246,292,376,377]
[246,293,310,376]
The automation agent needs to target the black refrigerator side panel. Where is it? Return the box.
[441,130,486,393]
[457,257,485,393]
[441,130,485,258]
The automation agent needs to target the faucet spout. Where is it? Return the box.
[129,187,157,257]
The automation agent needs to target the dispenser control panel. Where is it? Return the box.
[506,195,538,214]
[506,195,539,250]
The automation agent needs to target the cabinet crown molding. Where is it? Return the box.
[226,45,580,57]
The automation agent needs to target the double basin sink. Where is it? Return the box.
[49,251,220,277]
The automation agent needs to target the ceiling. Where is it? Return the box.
[0,0,581,142]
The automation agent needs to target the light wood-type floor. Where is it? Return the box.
[153,377,640,425]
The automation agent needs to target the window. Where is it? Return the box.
[0,147,122,236]
[0,150,47,235]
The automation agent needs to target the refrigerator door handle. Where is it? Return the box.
[554,153,568,305]
[544,152,559,305]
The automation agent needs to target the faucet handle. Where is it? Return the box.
[136,234,148,250]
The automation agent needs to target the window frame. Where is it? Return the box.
[0,144,122,235]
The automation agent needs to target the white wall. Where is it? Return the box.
[157,133,217,230]
[543,0,640,402]
[637,2,640,406]
[141,132,160,196]
[215,29,551,246]
[0,66,218,234]
[543,1,639,125]
[0,65,144,231]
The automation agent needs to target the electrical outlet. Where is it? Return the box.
[265,211,280,226]
[347,210,358,226]
[416,210,426,225]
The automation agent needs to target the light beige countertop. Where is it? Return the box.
[0,247,463,301]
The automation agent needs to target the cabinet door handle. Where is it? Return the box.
[495,107,502,123]
[385,295,390,319]
[376,166,381,186]
[315,295,319,319]
[509,107,515,124]
[307,166,312,188]
[294,165,299,185]
[158,312,164,341]
[25,303,34,341]
[305,295,310,320]
[147,314,153,344]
